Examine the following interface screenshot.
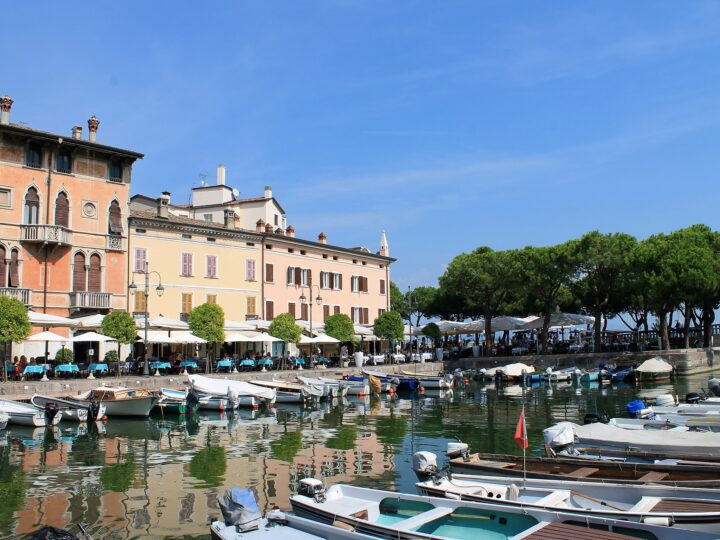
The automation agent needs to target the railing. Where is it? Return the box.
[106,235,125,251]
[20,224,72,245]
[70,291,111,309]
[0,287,31,305]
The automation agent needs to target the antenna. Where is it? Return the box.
[198,172,208,187]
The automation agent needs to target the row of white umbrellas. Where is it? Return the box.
[407,312,596,337]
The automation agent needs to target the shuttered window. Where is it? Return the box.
[88,254,102,292]
[362,308,369,324]
[0,246,5,286]
[246,259,256,281]
[206,255,217,278]
[323,305,330,321]
[265,263,274,283]
[55,192,69,227]
[73,253,86,292]
[287,266,295,285]
[378,308,386,317]
[301,303,308,321]
[182,293,192,314]
[295,267,302,286]
[332,273,342,290]
[207,294,217,304]
[352,307,360,324]
[8,250,18,287]
[380,279,386,295]
[24,187,39,224]
[247,296,256,316]
[351,276,359,292]
[108,200,123,234]
[288,302,296,318]
[265,300,274,320]
[134,248,147,273]
[334,305,340,315]
[181,253,193,277]
[134,290,147,312]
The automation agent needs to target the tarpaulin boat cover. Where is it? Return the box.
[187,374,275,401]
[218,488,262,531]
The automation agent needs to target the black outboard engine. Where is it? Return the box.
[88,399,101,421]
[583,412,608,425]
[187,389,200,406]
[44,403,60,424]
[686,392,703,405]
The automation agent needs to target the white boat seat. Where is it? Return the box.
[394,507,455,531]
[628,497,661,514]
[535,490,571,507]
[320,496,371,518]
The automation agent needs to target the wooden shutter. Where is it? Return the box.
[266,263,274,282]
[88,254,102,292]
[0,246,5,286]
[135,248,147,273]
[8,250,18,287]
[207,256,217,278]
[55,192,69,227]
[307,269,312,287]
[338,274,342,290]
[73,253,86,291]
[288,302,296,318]
[108,201,123,234]
[266,300,274,320]
[323,305,330,321]
[247,296,256,315]
[182,293,192,313]
[328,272,334,289]
[294,267,301,286]
[301,303,308,321]
[363,308,369,324]
[182,253,192,276]
[134,291,147,312]
[334,305,340,315]
[380,279,386,294]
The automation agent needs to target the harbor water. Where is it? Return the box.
[0,371,716,539]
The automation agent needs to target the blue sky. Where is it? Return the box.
[2,1,720,291]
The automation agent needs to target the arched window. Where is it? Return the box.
[55,192,69,227]
[108,200,122,235]
[73,253,86,292]
[88,254,102,292]
[0,246,6,287]
[24,187,39,224]
[9,250,19,288]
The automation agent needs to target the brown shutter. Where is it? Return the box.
[108,201,123,234]
[88,254,102,292]
[294,267,301,286]
[0,247,5,287]
[266,263,273,282]
[8,250,19,287]
[307,269,312,287]
[25,188,39,224]
[338,274,343,290]
[288,302,295,318]
[380,279,386,294]
[266,301,274,320]
[328,272,334,289]
[334,305,340,315]
[323,305,330,321]
[73,253,86,291]
[55,192,69,227]
[301,303,308,321]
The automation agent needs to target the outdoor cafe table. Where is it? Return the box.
[569,344,585,353]
[411,353,433,362]
[55,364,80,375]
[392,353,406,363]
[314,357,329,364]
[511,346,529,356]
[257,359,273,368]
[150,361,172,370]
[23,365,46,376]
[294,358,306,367]
[370,354,385,364]
[216,359,233,370]
[179,360,198,369]
[239,359,255,369]
[87,363,109,373]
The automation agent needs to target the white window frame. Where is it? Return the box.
[351,275,359,292]
[288,266,296,286]
[203,213,213,222]
[0,186,12,209]
[321,271,329,289]
[333,272,341,290]
[352,307,361,324]
[206,254,218,278]
[300,268,309,287]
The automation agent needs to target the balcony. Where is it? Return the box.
[70,291,112,310]
[20,224,72,246]
[106,235,125,252]
[0,287,31,305]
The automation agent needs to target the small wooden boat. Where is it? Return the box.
[553,444,720,465]
[74,387,159,418]
[152,388,200,415]
[0,399,63,427]
[417,472,720,531]
[296,376,342,399]
[609,416,720,432]
[361,369,419,391]
[31,394,105,422]
[449,452,720,487]
[341,377,370,396]
[543,367,575,382]
[290,479,709,540]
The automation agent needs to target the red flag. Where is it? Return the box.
[514,406,529,450]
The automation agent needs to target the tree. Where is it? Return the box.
[573,231,636,352]
[55,348,74,363]
[269,312,302,368]
[188,303,225,372]
[390,282,409,320]
[323,313,355,343]
[373,311,404,342]
[422,322,442,347]
[0,297,31,382]
[407,286,437,327]
[102,311,137,376]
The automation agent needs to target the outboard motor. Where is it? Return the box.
[187,389,200,406]
[626,400,646,418]
[88,398,101,421]
[686,392,703,405]
[655,394,676,407]
[708,378,720,397]
[413,451,441,481]
[446,440,469,459]
[217,488,262,531]
[583,412,608,424]
[297,478,326,502]
[44,403,60,424]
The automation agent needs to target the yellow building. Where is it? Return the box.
[128,193,263,323]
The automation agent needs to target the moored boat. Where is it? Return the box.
[251,379,323,403]
[31,394,105,422]
[635,357,673,382]
[0,412,8,430]
[74,387,159,418]
[188,374,276,408]
[400,370,453,389]
[0,399,63,427]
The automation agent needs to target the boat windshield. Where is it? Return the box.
[413,507,538,540]
[376,498,435,526]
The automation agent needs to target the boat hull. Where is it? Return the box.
[78,396,159,417]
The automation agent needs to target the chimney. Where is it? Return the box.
[224,209,236,229]
[87,115,100,143]
[276,228,285,236]
[264,185,272,199]
[286,225,295,238]
[265,223,274,234]
[256,219,265,233]
[71,125,82,140]
[158,192,171,219]
[217,164,226,185]
[318,232,327,244]
[0,96,13,125]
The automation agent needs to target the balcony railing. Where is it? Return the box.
[106,235,125,252]
[0,287,31,305]
[70,291,111,310]
[20,224,72,245]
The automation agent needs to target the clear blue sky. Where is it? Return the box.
[2,1,720,291]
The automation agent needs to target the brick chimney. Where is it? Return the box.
[158,192,171,219]
[71,125,82,140]
[87,115,100,143]
[286,225,295,238]
[265,223,274,234]
[318,232,327,244]
[0,96,13,125]
[256,219,265,233]
[224,209,236,229]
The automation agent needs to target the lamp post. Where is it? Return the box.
[300,285,323,366]
[128,263,164,376]
[407,286,414,361]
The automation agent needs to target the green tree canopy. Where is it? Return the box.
[55,348,74,363]
[323,313,355,343]
[101,310,137,375]
[269,312,302,359]
[373,311,404,342]
[188,302,225,344]
[0,297,30,382]
[422,322,442,346]
[390,282,409,319]
[407,286,438,326]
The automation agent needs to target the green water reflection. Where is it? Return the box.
[0,372,715,538]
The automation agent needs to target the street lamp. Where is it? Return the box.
[129,263,164,376]
[300,285,323,363]
[407,286,415,361]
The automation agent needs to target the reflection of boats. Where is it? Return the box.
[0,399,62,427]
[31,394,105,422]
[8,426,61,446]
[0,412,7,430]
[74,387,159,417]
[188,374,276,408]
[290,480,700,540]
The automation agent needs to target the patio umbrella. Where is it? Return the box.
[27,311,77,328]
[225,333,256,343]
[27,331,72,381]
[311,334,340,344]
[72,331,116,342]
[71,314,106,328]
[172,332,208,344]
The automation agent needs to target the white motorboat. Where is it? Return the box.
[290,479,709,540]
[543,367,576,381]
[609,416,720,432]
[400,371,453,389]
[417,470,720,531]
[31,394,105,422]
[251,379,323,403]
[296,376,349,398]
[0,399,63,427]
[74,387,159,417]
[188,374,276,408]
[0,412,8,430]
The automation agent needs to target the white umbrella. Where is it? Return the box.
[71,314,106,328]
[72,331,116,342]
[225,333,256,343]
[299,334,314,345]
[224,320,255,332]
[254,333,282,343]
[27,311,77,328]
[136,316,189,330]
[172,332,207,344]
[138,331,177,344]
[311,334,340,344]
[26,330,71,342]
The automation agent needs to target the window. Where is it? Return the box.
[7,249,19,288]
[287,266,296,285]
[247,296,256,316]
[134,248,147,273]
[207,237,216,242]
[246,259,256,281]
[274,214,278,226]
[300,268,310,287]
[135,228,146,234]
[333,272,342,290]
[362,261,366,266]
[73,253,86,292]
[352,307,361,324]
[320,271,330,289]
[0,187,11,208]
[323,305,330,321]
[246,242,255,247]
[56,152,72,174]
[207,294,217,304]
[265,263,274,283]
[88,254,102,292]
[265,300,274,320]
[380,279,386,295]
[266,244,273,250]
[300,250,306,255]
[181,293,193,314]
[301,303,309,321]
[181,253,193,277]
[24,187,39,224]
[204,214,212,222]
[206,255,217,278]
[26,143,42,168]
[288,248,294,253]
[134,289,147,313]
[55,192,69,227]
[182,234,192,239]
[351,276,359,292]
[0,247,5,286]
[353,307,369,324]
[109,161,123,182]
[333,256,338,261]
[108,200,123,235]
[352,259,357,264]
[378,308,386,317]
[322,254,328,259]
[288,302,296,318]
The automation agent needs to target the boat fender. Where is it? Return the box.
[507,484,519,501]
[643,517,672,527]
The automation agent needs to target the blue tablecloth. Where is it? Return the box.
[88,363,109,372]
[239,360,255,368]
[151,361,172,370]
[257,359,273,367]
[23,365,45,375]
[294,358,306,366]
[179,360,198,369]
[216,359,233,368]
[315,357,329,364]
[56,364,79,373]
